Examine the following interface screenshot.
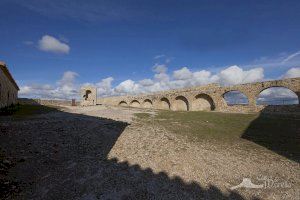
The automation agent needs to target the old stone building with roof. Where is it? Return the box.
[0,61,19,108]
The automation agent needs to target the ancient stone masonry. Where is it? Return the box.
[18,98,79,106]
[81,78,300,113]
[0,61,19,108]
[80,86,97,106]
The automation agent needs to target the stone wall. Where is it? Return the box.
[89,77,300,114]
[0,62,19,108]
[18,98,78,106]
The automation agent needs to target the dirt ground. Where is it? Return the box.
[0,105,299,200]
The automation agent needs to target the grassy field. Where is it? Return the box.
[135,110,300,161]
[135,111,258,140]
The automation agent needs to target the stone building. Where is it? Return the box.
[0,61,19,108]
[80,86,97,106]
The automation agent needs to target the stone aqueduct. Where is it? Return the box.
[81,77,300,113]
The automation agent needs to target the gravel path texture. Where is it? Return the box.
[0,105,299,200]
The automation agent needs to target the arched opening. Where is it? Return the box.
[119,101,128,107]
[223,90,249,105]
[159,97,171,110]
[256,87,299,105]
[83,90,92,100]
[130,100,141,108]
[192,94,215,111]
[143,99,153,108]
[174,96,189,111]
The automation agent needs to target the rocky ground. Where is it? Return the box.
[0,105,299,200]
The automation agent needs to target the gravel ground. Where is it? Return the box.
[0,105,299,200]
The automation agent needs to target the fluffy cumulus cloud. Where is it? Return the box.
[153,64,167,74]
[283,67,300,79]
[19,71,78,99]
[139,79,154,86]
[218,65,264,85]
[38,35,70,54]
[105,65,265,96]
[96,77,114,96]
[18,64,300,100]
[114,80,140,95]
[105,65,300,97]
[173,67,193,80]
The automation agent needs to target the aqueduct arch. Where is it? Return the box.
[256,86,299,105]
[130,100,141,108]
[143,99,153,108]
[159,97,171,110]
[173,96,189,111]
[119,101,128,107]
[85,77,300,113]
[192,94,215,111]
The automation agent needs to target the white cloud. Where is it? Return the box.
[18,64,299,100]
[173,67,193,80]
[88,66,299,97]
[218,65,264,85]
[154,54,165,59]
[19,71,78,100]
[154,72,169,82]
[192,70,218,85]
[38,35,70,54]
[139,79,154,86]
[245,51,300,70]
[283,67,300,79]
[96,77,114,96]
[110,64,266,96]
[96,65,266,96]
[114,80,140,95]
[282,51,300,63]
[153,64,167,73]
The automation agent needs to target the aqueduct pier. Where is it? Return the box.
[82,77,300,113]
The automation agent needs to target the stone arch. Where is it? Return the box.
[159,97,171,110]
[256,86,299,105]
[173,96,189,111]
[118,101,128,107]
[130,100,141,107]
[222,90,249,105]
[143,99,153,108]
[192,93,215,111]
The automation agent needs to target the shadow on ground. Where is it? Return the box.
[242,105,300,163]
[0,105,246,199]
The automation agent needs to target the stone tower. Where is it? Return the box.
[80,86,97,106]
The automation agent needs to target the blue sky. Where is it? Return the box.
[0,0,300,99]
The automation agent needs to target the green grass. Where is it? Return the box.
[135,110,300,161]
[135,111,258,141]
